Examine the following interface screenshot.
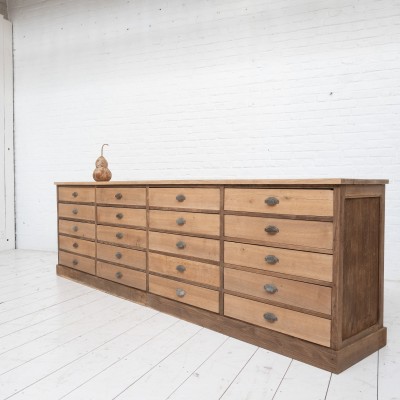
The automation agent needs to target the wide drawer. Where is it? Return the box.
[224,241,333,282]
[224,268,331,315]
[97,206,146,227]
[58,203,95,222]
[97,261,146,290]
[149,188,220,210]
[58,235,95,257]
[97,243,146,270]
[225,215,333,251]
[225,188,333,216]
[149,231,220,261]
[58,251,95,275]
[97,225,146,249]
[97,187,146,206]
[58,220,95,240]
[149,210,220,236]
[149,253,220,287]
[58,187,95,203]
[149,275,219,313]
[224,294,331,347]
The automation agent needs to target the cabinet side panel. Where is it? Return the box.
[342,197,380,340]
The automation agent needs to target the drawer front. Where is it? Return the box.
[149,253,220,287]
[97,261,146,290]
[149,275,219,313]
[224,242,333,282]
[225,215,333,251]
[149,188,220,210]
[96,188,146,206]
[58,251,95,275]
[97,243,146,270]
[58,187,95,203]
[225,188,333,216]
[149,231,220,261]
[224,268,331,315]
[149,210,220,236]
[58,203,95,222]
[224,294,331,347]
[58,220,95,240]
[97,207,146,227]
[97,225,146,249]
[58,235,95,257]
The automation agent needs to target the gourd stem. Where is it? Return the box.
[101,143,109,157]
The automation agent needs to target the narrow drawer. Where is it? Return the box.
[97,225,146,249]
[149,231,220,261]
[58,235,95,257]
[149,253,220,287]
[225,188,333,217]
[58,203,95,222]
[97,207,146,227]
[149,210,220,236]
[225,215,333,251]
[97,243,146,270]
[58,187,94,203]
[224,294,331,347]
[224,241,333,282]
[149,188,220,210]
[58,251,95,275]
[58,220,95,240]
[149,275,219,313]
[224,268,331,315]
[97,188,146,206]
[97,261,146,290]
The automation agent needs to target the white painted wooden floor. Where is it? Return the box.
[0,250,398,400]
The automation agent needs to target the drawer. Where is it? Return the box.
[225,215,333,251]
[96,188,146,206]
[149,210,220,236]
[97,206,146,227]
[224,268,331,315]
[224,294,331,347]
[224,242,333,282]
[58,235,95,257]
[149,188,220,210]
[97,225,146,249]
[58,187,94,203]
[149,275,219,313]
[97,261,146,290]
[225,188,333,217]
[97,243,146,270]
[58,220,95,240]
[58,251,95,275]
[149,253,220,287]
[58,203,95,222]
[149,231,220,261]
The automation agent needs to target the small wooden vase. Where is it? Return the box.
[93,144,112,182]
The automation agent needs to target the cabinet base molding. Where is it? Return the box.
[57,265,387,373]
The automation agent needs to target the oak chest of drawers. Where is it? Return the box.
[56,179,388,373]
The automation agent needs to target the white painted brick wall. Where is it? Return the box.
[8,0,400,279]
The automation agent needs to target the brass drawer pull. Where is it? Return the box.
[176,265,186,273]
[265,255,279,265]
[265,197,279,206]
[176,288,186,298]
[176,217,186,226]
[265,225,279,235]
[72,191,78,198]
[73,242,79,248]
[115,271,123,279]
[264,284,278,294]
[72,259,78,265]
[115,193,123,200]
[176,194,186,202]
[116,232,124,239]
[115,252,122,259]
[72,208,78,215]
[263,312,278,323]
[176,241,186,249]
[116,213,124,220]
[72,225,79,232]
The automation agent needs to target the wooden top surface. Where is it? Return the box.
[55,178,389,186]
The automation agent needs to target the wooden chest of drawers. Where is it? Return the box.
[55,179,388,373]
